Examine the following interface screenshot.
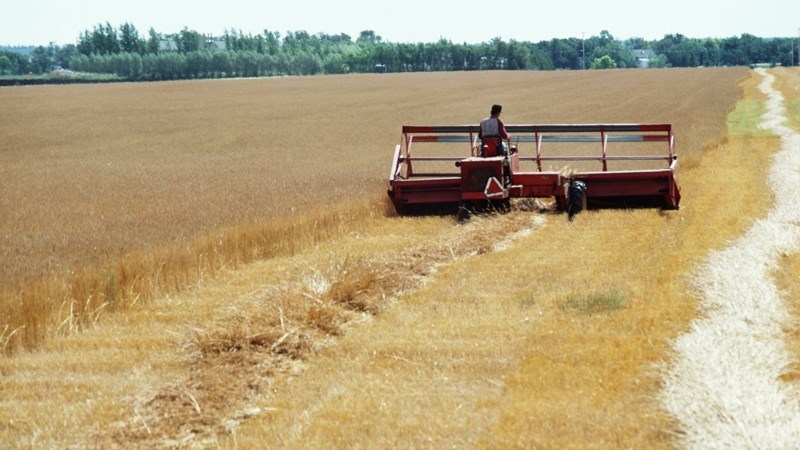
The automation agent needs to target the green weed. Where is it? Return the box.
[562,290,625,315]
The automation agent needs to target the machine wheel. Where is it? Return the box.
[457,201,472,221]
[567,180,587,221]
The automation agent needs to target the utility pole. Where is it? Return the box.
[582,32,586,70]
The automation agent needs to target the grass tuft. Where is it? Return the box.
[562,290,625,314]
[518,294,536,307]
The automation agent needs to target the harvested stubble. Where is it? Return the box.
[770,67,800,130]
[777,252,800,383]
[770,66,800,389]
[24,213,529,448]
[1,69,746,353]
[1,67,778,448]
[230,68,779,449]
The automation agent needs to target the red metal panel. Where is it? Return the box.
[391,177,461,205]
[570,169,681,209]
[510,172,562,198]
[392,177,460,189]
[411,136,441,143]
[459,157,503,192]
[637,124,671,132]
[400,190,461,204]
[642,135,671,142]
[401,124,672,134]
[402,126,436,133]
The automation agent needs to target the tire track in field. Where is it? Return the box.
[660,69,800,448]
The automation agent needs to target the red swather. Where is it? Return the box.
[387,124,680,216]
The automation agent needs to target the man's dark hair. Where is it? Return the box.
[491,104,502,115]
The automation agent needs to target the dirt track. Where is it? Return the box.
[660,69,800,447]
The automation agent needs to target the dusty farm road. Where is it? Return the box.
[660,69,800,447]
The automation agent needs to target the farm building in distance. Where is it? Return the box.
[632,49,656,68]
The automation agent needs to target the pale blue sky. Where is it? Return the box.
[3,0,799,46]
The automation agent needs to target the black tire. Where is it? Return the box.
[567,181,587,221]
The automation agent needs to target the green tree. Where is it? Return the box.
[289,51,322,75]
[460,45,481,70]
[185,50,212,78]
[322,53,347,74]
[373,41,398,71]
[233,51,260,76]
[88,22,120,54]
[255,35,266,54]
[146,28,160,54]
[736,33,770,64]
[77,30,93,55]
[396,43,417,71]
[490,37,509,69]
[263,30,281,55]
[775,38,796,67]
[448,43,468,71]
[698,38,721,66]
[176,27,202,53]
[550,38,581,69]
[356,30,381,46]
[590,55,617,69]
[528,42,553,69]
[55,44,79,69]
[506,40,532,69]
[0,55,12,74]
[113,52,143,79]
[69,54,89,72]
[624,37,647,51]
[31,45,55,72]
[648,54,670,68]
[211,51,231,77]
[39,24,800,79]
[119,23,144,54]
[142,53,159,79]
[158,52,186,79]
[225,29,258,52]
[589,31,634,68]
[655,34,704,67]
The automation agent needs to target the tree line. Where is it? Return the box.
[1,23,798,80]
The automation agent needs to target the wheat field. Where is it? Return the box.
[1,69,744,351]
[4,67,796,448]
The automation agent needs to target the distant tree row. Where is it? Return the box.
[1,23,798,79]
[0,44,80,74]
